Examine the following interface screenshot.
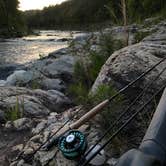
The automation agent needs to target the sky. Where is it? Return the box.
[19,0,67,11]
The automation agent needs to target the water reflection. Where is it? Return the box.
[0,30,80,64]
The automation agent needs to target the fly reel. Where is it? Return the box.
[58,130,87,160]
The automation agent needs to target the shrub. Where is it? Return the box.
[99,32,125,56]
[5,96,24,121]
[134,31,151,43]
[69,32,124,106]
[89,84,123,129]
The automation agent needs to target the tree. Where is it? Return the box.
[0,0,26,37]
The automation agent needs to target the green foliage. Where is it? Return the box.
[5,96,24,121]
[134,31,151,43]
[30,79,41,90]
[99,32,125,56]
[69,33,124,107]
[127,0,166,22]
[24,0,110,29]
[69,82,89,105]
[89,84,123,129]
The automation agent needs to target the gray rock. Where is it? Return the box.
[29,55,76,83]
[74,33,90,43]
[0,64,24,80]
[107,158,118,166]
[32,120,47,135]
[40,78,66,91]
[48,47,69,59]
[144,17,161,24]
[0,110,5,123]
[6,70,34,86]
[91,29,166,155]
[56,38,72,42]
[35,148,57,166]
[2,95,50,118]
[0,80,6,86]
[0,87,72,119]
[6,118,33,131]
[42,55,76,79]
[33,89,72,113]
[92,32,166,94]
[143,29,166,45]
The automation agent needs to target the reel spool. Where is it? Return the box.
[58,130,87,160]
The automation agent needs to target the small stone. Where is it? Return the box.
[5,121,14,129]
[50,112,58,116]
[107,158,118,166]
[12,144,24,152]
[13,118,32,131]
[23,148,34,156]
[32,120,47,135]
[30,135,41,142]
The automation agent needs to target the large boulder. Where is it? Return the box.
[0,87,72,120]
[91,28,166,155]
[23,55,76,91]
[92,30,166,95]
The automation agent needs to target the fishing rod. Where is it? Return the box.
[36,57,166,162]
[15,57,166,163]
[116,86,166,166]
[81,85,166,166]
[78,66,166,164]
[14,107,82,162]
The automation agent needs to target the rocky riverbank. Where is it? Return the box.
[0,18,166,166]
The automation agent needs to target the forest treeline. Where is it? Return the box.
[0,0,166,37]
[0,0,27,38]
[24,0,166,29]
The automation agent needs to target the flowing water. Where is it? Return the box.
[0,30,83,65]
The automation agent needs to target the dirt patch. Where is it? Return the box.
[0,125,31,165]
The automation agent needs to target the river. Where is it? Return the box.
[0,30,84,65]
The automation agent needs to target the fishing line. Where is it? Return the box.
[80,66,166,163]
[81,85,166,166]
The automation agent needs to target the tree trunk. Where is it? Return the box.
[121,0,129,46]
